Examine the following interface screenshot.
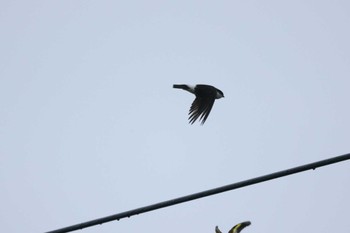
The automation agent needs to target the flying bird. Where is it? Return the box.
[173,84,224,125]
[215,221,251,233]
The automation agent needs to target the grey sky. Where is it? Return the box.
[1,1,350,233]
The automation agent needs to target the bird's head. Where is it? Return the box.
[216,89,224,99]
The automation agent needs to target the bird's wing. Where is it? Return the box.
[188,96,215,125]
[228,221,251,233]
[215,226,222,233]
[188,97,202,124]
[199,96,215,124]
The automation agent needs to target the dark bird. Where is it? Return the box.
[215,221,251,233]
[173,84,224,125]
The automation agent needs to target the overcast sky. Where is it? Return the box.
[1,1,350,233]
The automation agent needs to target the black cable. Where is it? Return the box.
[46,152,350,233]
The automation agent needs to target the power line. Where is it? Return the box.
[46,152,350,233]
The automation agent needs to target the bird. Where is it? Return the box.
[215,221,251,233]
[173,84,224,125]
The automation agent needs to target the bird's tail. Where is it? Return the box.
[173,84,189,90]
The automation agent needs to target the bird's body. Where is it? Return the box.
[216,221,251,233]
[173,84,224,125]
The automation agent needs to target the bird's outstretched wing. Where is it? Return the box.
[215,226,222,233]
[228,221,251,233]
[188,96,215,125]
